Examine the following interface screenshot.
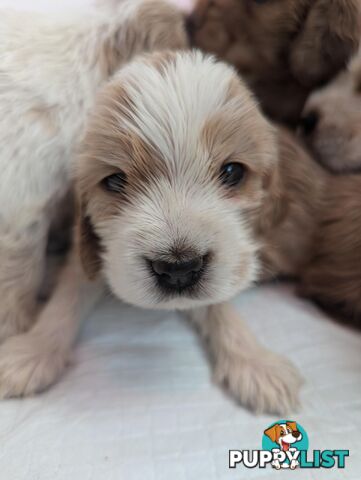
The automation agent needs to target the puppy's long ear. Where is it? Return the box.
[290,0,360,87]
[264,425,278,443]
[76,196,102,280]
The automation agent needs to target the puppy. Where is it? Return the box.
[300,48,361,173]
[188,0,361,125]
[0,1,187,343]
[2,51,342,414]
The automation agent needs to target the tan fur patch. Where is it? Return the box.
[77,82,170,278]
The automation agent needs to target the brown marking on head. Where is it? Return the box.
[200,75,279,212]
[76,80,171,278]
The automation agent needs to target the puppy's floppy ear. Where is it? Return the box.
[264,425,278,443]
[290,0,360,87]
[76,196,102,280]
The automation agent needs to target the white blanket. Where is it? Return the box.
[1,283,361,480]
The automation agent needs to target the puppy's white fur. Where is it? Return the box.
[0,51,302,414]
[0,1,187,341]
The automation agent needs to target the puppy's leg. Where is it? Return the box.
[188,302,303,414]
[0,250,104,398]
[0,230,47,343]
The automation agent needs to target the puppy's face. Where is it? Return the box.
[78,52,278,310]
[300,54,361,173]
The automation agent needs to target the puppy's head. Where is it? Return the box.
[77,51,278,311]
[189,0,360,122]
[300,50,361,173]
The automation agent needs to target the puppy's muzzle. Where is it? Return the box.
[149,254,208,293]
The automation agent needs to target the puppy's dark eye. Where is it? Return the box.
[219,162,246,188]
[102,172,127,193]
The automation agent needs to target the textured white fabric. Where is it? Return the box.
[1,284,361,480]
[0,1,360,479]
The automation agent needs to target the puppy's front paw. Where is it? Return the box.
[214,349,303,415]
[0,333,69,398]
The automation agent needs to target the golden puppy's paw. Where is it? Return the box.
[214,348,303,415]
[0,333,69,398]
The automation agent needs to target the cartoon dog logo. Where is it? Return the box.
[264,421,303,469]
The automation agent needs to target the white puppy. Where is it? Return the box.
[0,51,303,414]
[0,1,187,341]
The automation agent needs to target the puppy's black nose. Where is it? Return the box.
[292,430,301,439]
[150,255,206,292]
[300,110,319,135]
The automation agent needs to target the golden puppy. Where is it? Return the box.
[188,0,360,125]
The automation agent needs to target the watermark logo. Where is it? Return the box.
[229,420,349,470]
